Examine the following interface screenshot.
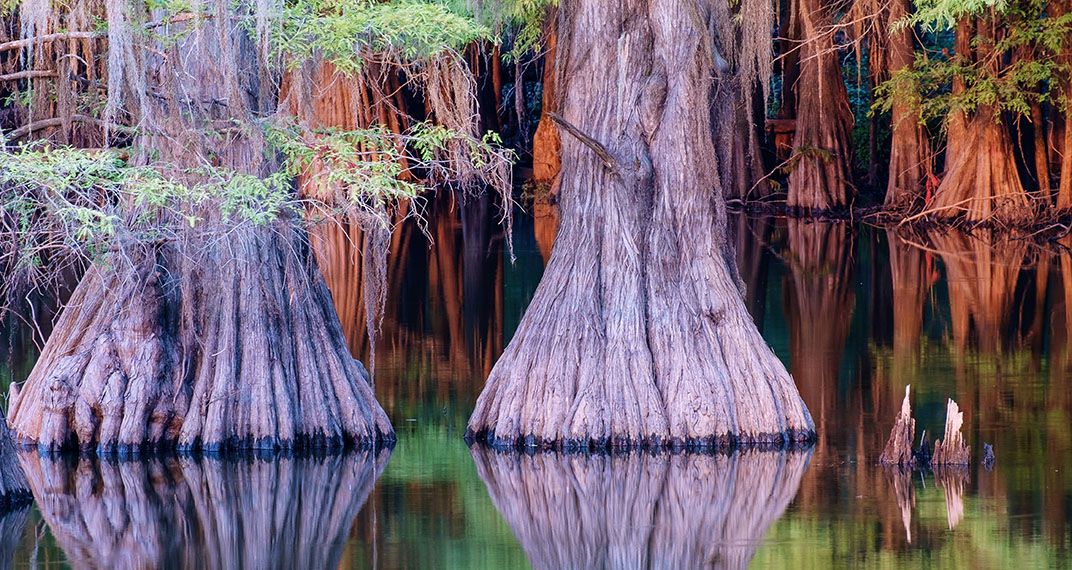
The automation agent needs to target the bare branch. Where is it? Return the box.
[547,112,618,171]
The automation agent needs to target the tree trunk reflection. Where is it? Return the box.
[18,451,388,569]
[472,449,810,570]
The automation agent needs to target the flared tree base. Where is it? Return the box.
[8,222,394,454]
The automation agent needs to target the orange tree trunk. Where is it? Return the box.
[930,16,1033,223]
[787,0,854,210]
[1056,0,1072,209]
[884,0,932,209]
[466,0,814,450]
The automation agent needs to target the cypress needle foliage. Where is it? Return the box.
[876,0,1072,124]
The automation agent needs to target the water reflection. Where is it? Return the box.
[2,209,1072,568]
[881,465,915,543]
[0,506,28,570]
[472,449,811,570]
[783,219,855,451]
[18,451,388,569]
[310,196,510,409]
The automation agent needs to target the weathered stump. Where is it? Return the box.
[932,399,970,466]
[879,385,916,466]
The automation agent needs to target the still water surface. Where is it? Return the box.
[0,206,1070,569]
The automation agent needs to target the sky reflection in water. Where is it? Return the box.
[0,205,1070,569]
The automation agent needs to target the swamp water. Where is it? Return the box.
[0,206,1070,569]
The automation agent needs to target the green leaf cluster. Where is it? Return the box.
[875,1,1072,125]
[272,0,493,73]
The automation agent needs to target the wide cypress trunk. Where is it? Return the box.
[930,16,1033,224]
[6,0,393,452]
[8,227,392,453]
[467,0,814,449]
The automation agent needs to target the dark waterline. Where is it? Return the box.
[1,204,1070,568]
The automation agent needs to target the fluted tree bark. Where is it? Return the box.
[5,0,394,453]
[467,0,814,450]
[786,0,855,210]
[883,0,932,209]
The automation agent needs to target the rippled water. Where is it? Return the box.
[1,204,1070,569]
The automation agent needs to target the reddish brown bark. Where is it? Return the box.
[1055,0,1072,208]
[531,22,561,264]
[884,0,932,209]
[467,0,814,449]
[787,0,854,210]
[931,17,1033,223]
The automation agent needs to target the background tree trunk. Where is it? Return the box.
[931,16,1032,224]
[787,0,854,210]
[530,21,561,265]
[1056,0,1072,209]
[884,0,931,209]
[467,0,814,449]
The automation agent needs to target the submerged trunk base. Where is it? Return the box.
[464,428,815,453]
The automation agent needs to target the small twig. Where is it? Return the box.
[144,12,206,29]
[0,70,56,82]
[546,112,617,171]
[898,195,1001,226]
[5,115,104,141]
[0,32,103,53]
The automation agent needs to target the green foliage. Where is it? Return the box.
[267,119,511,209]
[0,145,301,256]
[904,0,1008,32]
[498,0,558,62]
[271,0,493,73]
[875,1,1072,126]
[0,112,514,281]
